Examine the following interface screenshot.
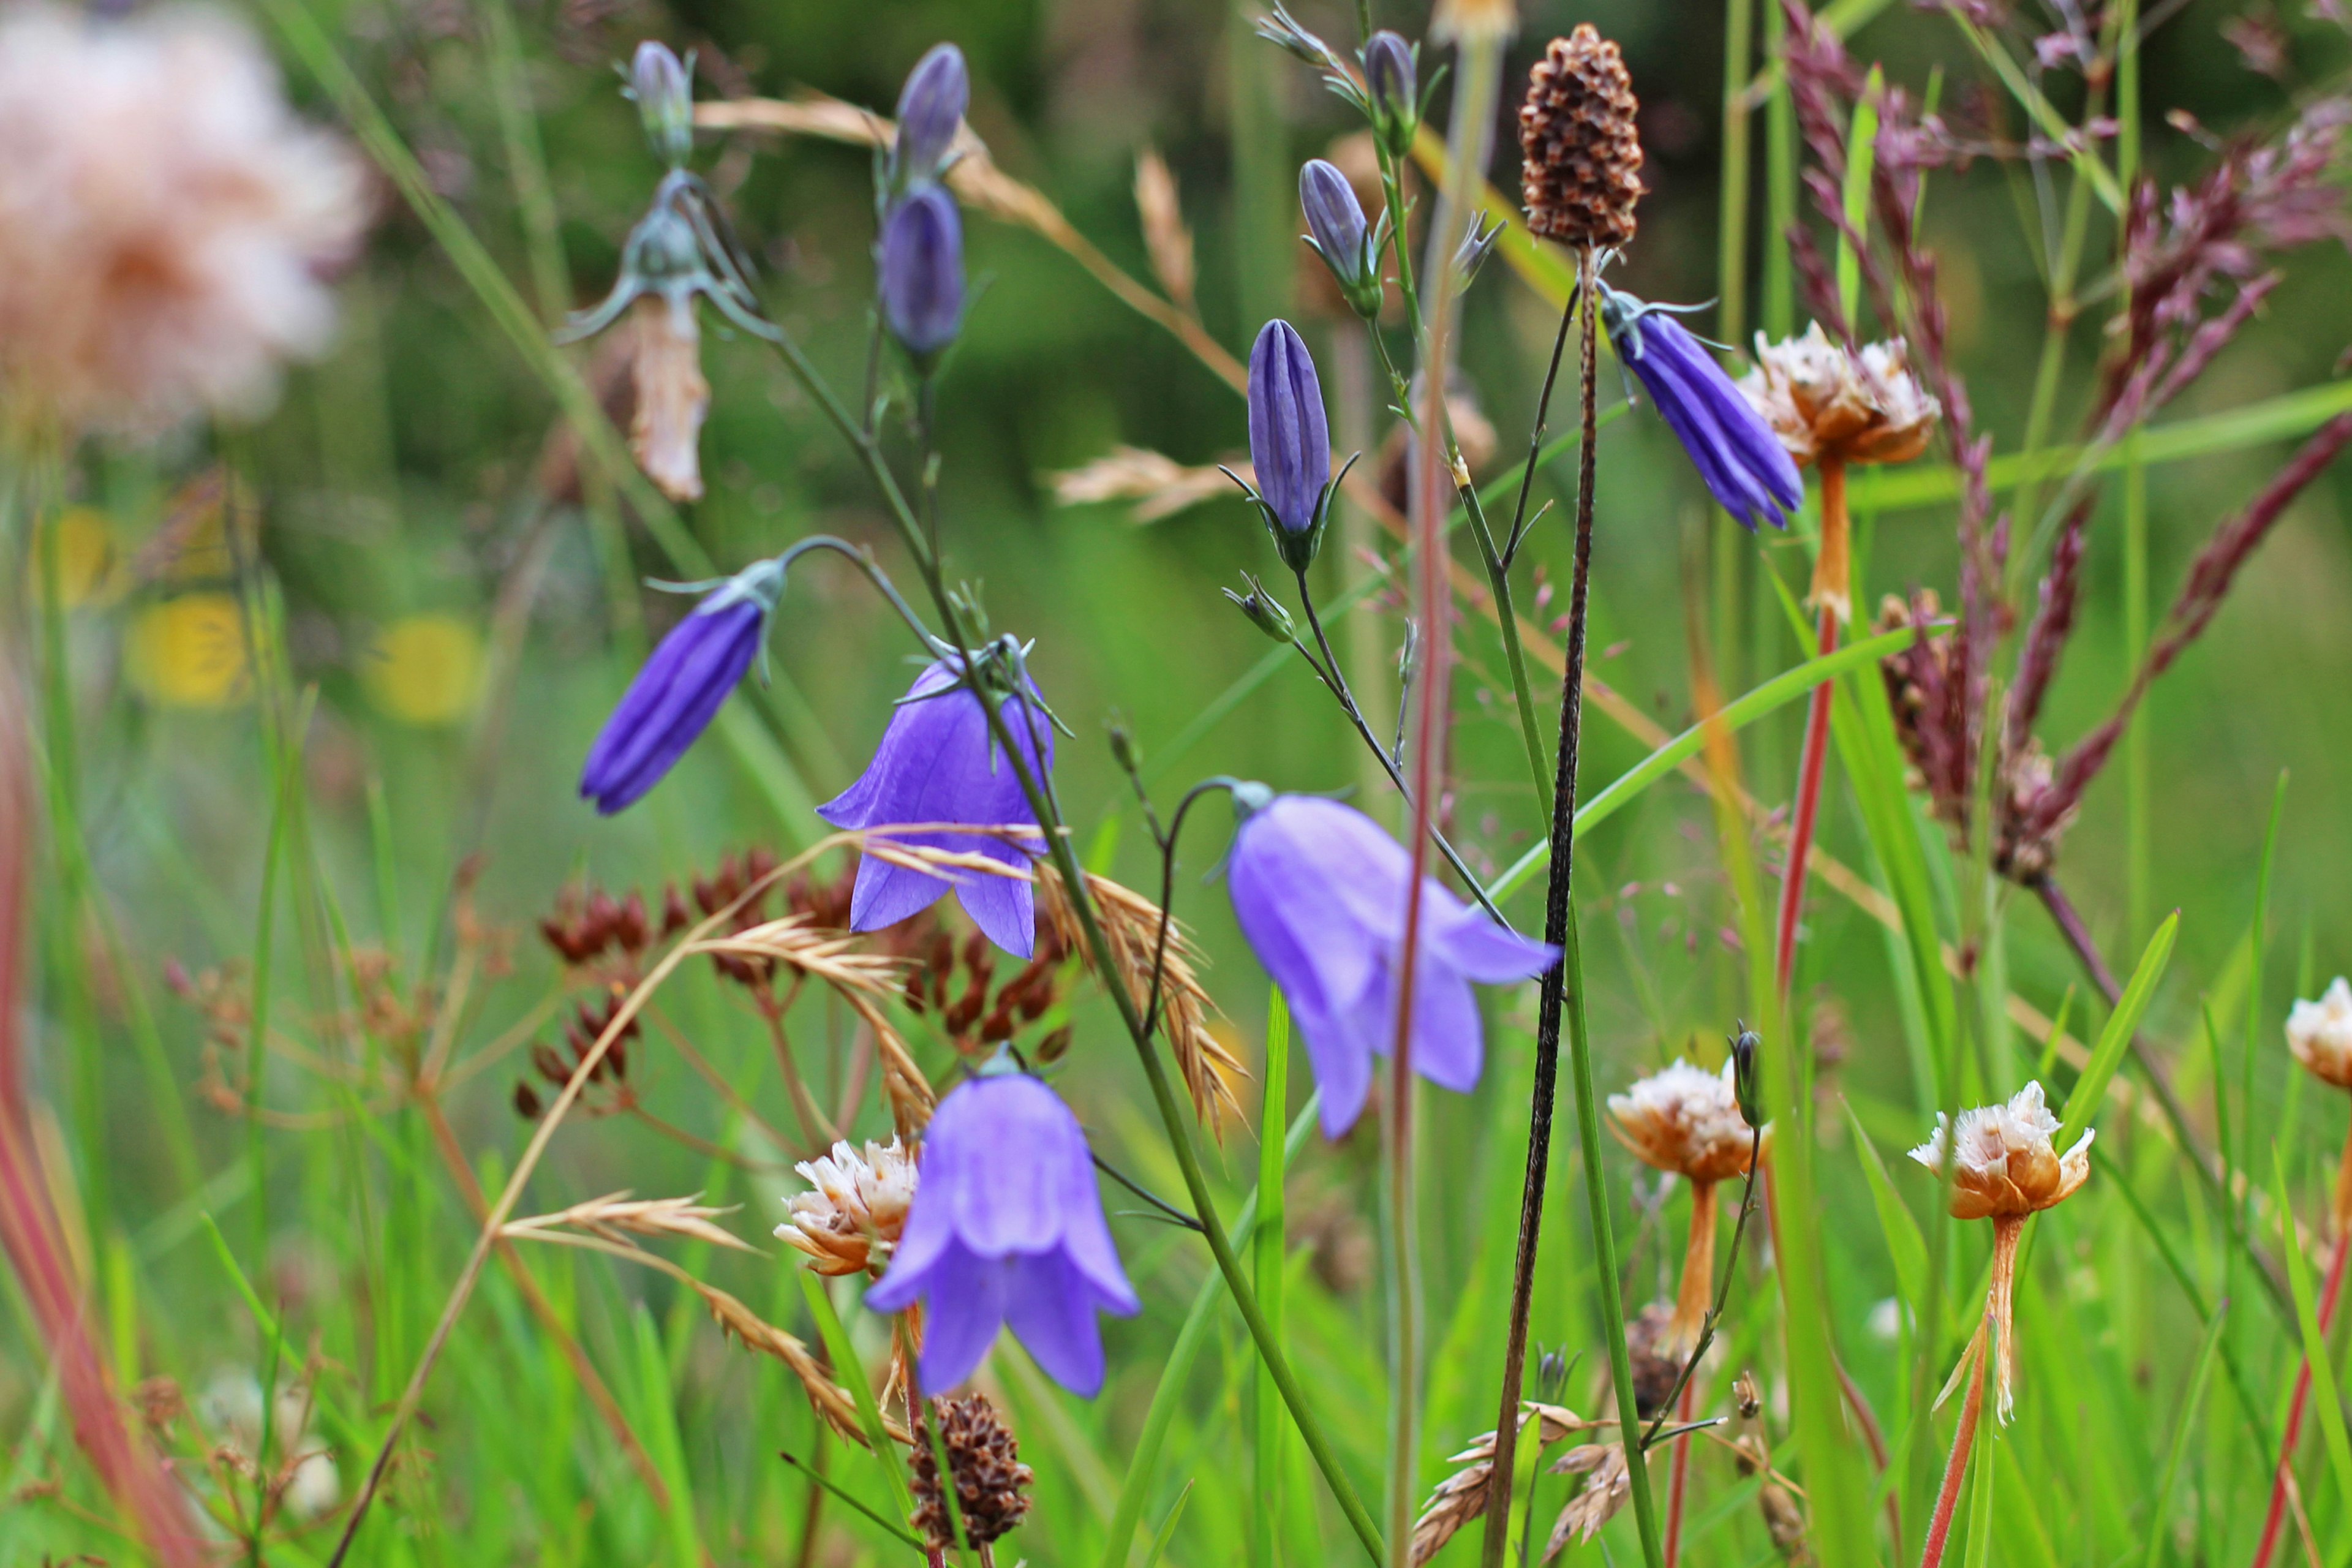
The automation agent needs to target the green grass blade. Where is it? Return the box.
[2056,912,2179,1152]
[1845,1098,1928,1307]
[2275,1150,2352,1527]
[799,1272,914,1521]
[2138,1303,2225,1568]
[1251,991,1291,1568]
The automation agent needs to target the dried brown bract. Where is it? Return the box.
[910,1394,1035,1550]
[1544,1441,1632,1559]
[625,296,710,503]
[1518,26,1643,249]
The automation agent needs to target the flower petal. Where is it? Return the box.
[1005,1251,1114,1396]
[911,1243,1008,1392]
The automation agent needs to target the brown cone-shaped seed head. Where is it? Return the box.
[1518,26,1643,249]
[910,1394,1035,1549]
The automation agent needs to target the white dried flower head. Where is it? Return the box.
[2288,978,2352,1089]
[1738,323,1940,469]
[1607,1058,1762,1185]
[776,1137,917,1277]
[1909,1080,2092,1221]
[196,1369,339,1521]
[627,295,709,502]
[0,5,369,434]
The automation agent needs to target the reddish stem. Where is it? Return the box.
[1775,459,1848,997]
[1918,1327,1988,1568]
[2252,1216,2352,1568]
[1664,1374,1697,1567]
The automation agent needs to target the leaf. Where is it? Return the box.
[1844,1098,1928,1309]
[2056,911,2178,1152]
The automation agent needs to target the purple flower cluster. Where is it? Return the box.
[867,1071,1138,1395]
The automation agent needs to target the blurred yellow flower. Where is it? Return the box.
[364,614,483,726]
[126,593,249,708]
[37,507,115,607]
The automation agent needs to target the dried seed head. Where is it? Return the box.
[627,295,709,502]
[1758,1480,1811,1561]
[1909,1081,2093,1221]
[1607,1058,1763,1184]
[2290,979,2352,1089]
[1623,1300,1683,1418]
[776,1137,918,1276]
[1544,1441,1632,1558]
[1740,324,1940,468]
[1517,26,1643,250]
[910,1394,1034,1550]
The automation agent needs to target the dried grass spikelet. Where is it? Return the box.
[1739,324,1940,470]
[1518,26,1643,250]
[775,1137,916,1277]
[502,1191,756,1253]
[1544,1439,1633,1559]
[1133,148,1196,314]
[2289,978,2352,1090]
[910,1393,1035,1550]
[1049,445,1238,523]
[1409,1403,1589,1564]
[626,296,710,503]
[1608,1058,1762,1185]
[0,4,369,434]
[1039,866,1248,1133]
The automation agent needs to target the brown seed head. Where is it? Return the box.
[910,1394,1035,1549]
[1518,27,1643,250]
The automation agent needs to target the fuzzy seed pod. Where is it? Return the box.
[1517,26,1643,250]
[910,1394,1035,1549]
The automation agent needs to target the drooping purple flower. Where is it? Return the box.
[1604,292,1804,531]
[1227,794,1556,1137]
[579,559,782,815]
[881,186,964,361]
[892,42,969,189]
[865,1071,1138,1396]
[1245,320,1331,562]
[1363,31,1418,153]
[1299,160,1382,318]
[816,655,1053,958]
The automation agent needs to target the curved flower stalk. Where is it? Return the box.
[2252,976,2352,1568]
[1600,290,1803,532]
[579,556,790,814]
[1225,793,1555,1138]
[818,651,1057,960]
[866,1069,1139,1396]
[1909,1082,2094,1568]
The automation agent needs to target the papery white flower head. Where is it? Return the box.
[1608,1058,1763,1185]
[775,1137,918,1277]
[0,4,369,433]
[1909,1080,2092,1221]
[1739,323,1940,469]
[2288,978,2352,1089]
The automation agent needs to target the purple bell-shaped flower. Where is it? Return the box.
[1604,290,1804,532]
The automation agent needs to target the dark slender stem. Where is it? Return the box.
[1502,291,1579,569]
[1641,1125,1763,1449]
[1291,570,1511,925]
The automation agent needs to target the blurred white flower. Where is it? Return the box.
[0,4,368,433]
[2288,978,2352,1089]
[197,1370,340,1521]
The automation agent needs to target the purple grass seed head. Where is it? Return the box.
[1225,793,1556,1137]
[1299,159,1384,320]
[579,556,787,815]
[1602,288,1804,531]
[816,649,1055,959]
[1363,31,1420,155]
[629,42,695,168]
[1244,319,1333,570]
[865,1069,1139,1396]
[881,186,964,363]
[892,43,970,192]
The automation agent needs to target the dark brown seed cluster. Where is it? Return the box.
[910,1394,1035,1550]
[514,990,641,1119]
[899,921,1075,1062]
[1518,25,1643,249]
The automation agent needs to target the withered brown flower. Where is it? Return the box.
[626,295,711,503]
[1517,26,1642,250]
[1907,1080,2091,1223]
[1740,324,1940,470]
[1607,1058,1762,1186]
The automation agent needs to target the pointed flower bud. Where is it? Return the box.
[892,42,968,190]
[1453,209,1505,287]
[1603,290,1804,531]
[1299,160,1384,320]
[865,1072,1139,1395]
[579,557,786,814]
[881,186,963,362]
[1222,571,1295,643]
[630,42,694,168]
[1226,794,1556,1136]
[1245,320,1332,569]
[1364,31,1419,156]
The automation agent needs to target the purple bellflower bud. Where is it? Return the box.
[1604,289,1804,531]
[1363,31,1419,156]
[1226,794,1556,1137]
[629,42,695,168]
[1299,159,1384,320]
[579,557,785,815]
[865,1070,1139,1396]
[892,42,969,190]
[817,654,1054,958]
[1243,320,1335,571]
[880,186,964,363]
